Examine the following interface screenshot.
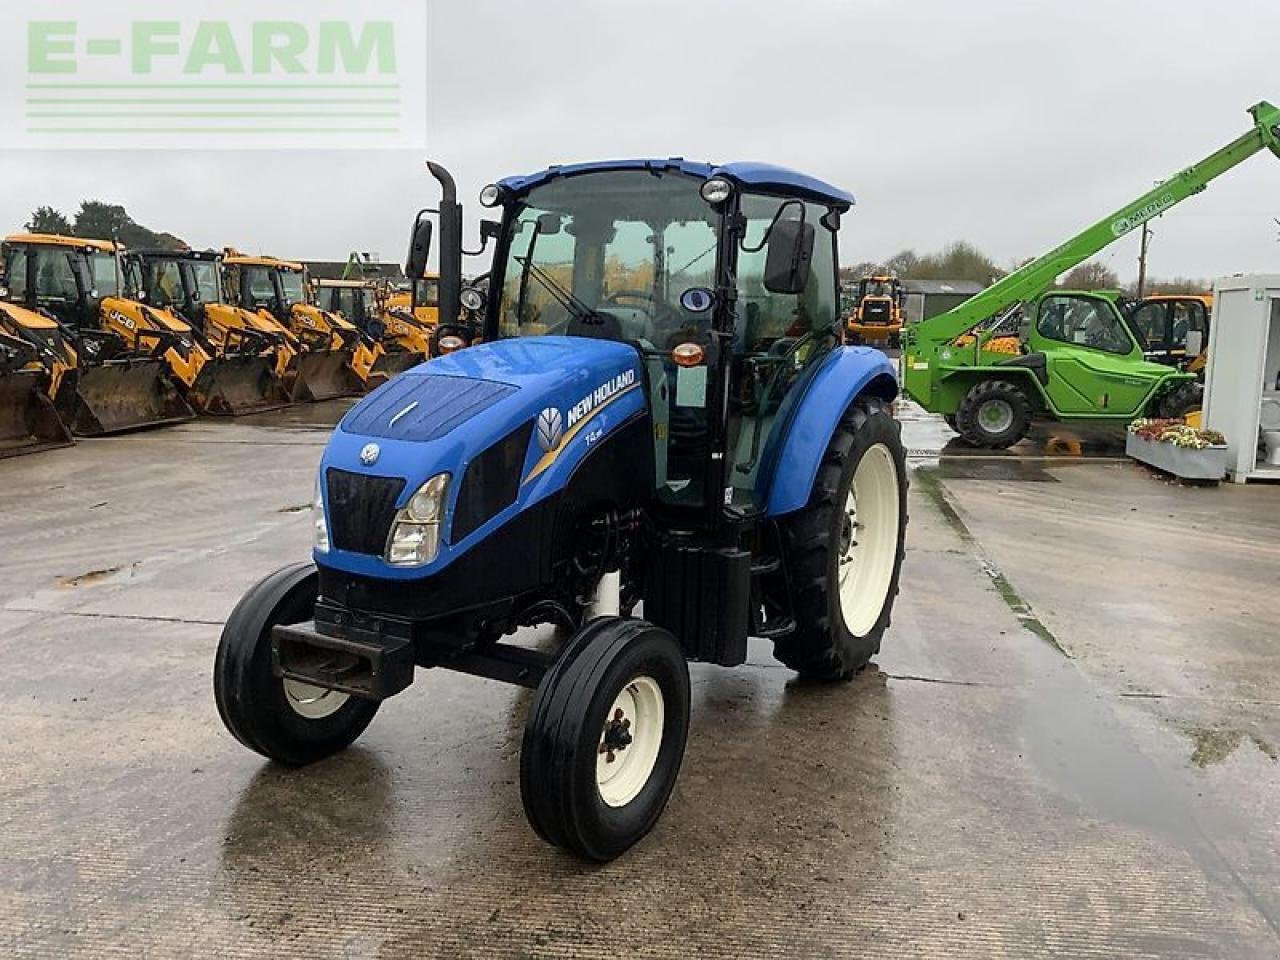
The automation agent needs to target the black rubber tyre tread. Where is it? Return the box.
[774,397,908,681]
[1151,380,1204,419]
[944,414,959,432]
[521,617,690,862]
[213,562,380,766]
[955,379,1031,449]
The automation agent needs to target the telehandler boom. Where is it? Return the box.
[903,100,1280,448]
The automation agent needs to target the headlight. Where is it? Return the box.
[437,334,465,355]
[386,473,450,566]
[479,183,502,207]
[700,177,733,204]
[313,472,330,553]
[459,286,485,312]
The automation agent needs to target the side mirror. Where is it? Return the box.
[405,212,433,280]
[763,217,815,295]
[1184,329,1204,357]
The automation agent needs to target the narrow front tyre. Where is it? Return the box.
[521,617,691,862]
[214,562,380,766]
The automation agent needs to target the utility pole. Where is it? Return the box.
[1136,220,1152,299]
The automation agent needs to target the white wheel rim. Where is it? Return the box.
[837,443,900,637]
[978,398,1014,434]
[283,677,350,720]
[596,675,665,808]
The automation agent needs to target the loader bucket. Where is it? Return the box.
[0,370,74,459]
[372,351,424,381]
[70,360,196,436]
[289,350,358,402]
[189,355,290,416]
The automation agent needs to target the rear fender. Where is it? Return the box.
[763,346,897,517]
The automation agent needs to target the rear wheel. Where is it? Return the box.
[214,562,379,766]
[521,617,690,861]
[776,397,908,680]
[956,379,1031,448]
[1151,380,1203,420]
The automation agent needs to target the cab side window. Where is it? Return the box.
[1129,302,1168,347]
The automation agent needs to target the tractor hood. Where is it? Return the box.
[316,336,647,580]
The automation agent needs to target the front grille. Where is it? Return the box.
[326,468,406,556]
[863,301,891,323]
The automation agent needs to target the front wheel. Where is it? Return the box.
[955,379,1031,449]
[521,617,690,862]
[214,562,380,766]
[776,396,908,680]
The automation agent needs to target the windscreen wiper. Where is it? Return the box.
[514,256,605,326]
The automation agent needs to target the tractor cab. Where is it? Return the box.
[480,161,849,514]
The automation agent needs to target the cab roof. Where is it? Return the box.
[497,158,855,210]
[315,278,376,288]
[223,253,305,272]
[129,248,218,262]
[6,233,119,253]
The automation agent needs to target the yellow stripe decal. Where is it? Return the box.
[523,382,642,485]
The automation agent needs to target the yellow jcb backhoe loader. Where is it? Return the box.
[1,234,195,434]
[384,273,441,329]
[125,249,292,412]
[222,252,369,400]
[0,301,76,457]
[314,277,428,380]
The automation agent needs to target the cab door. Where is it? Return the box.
[1032,294,1157,416]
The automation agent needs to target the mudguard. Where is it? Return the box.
[315,336,646,581]
[762,345,897,517]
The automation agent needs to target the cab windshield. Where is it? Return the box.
[498,170,719,345]
[87,252,120,298]
[415,277,439,307]
[860,279,895,298]
[279,270,306,305]
[190,261,221,303]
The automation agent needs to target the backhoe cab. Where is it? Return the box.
[903,99,1280,448]
[223,253,369,399]
[314,278,429,379]
[125,249,292,413]
[847,274,906,346]
[215,158,908,862]
[2,234,195,434]
[1126,294,1211,372]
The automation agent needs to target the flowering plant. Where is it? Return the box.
[1127,418,1225,450]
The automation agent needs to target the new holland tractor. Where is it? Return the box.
[903,100,1280,448]
[214,159,909,861]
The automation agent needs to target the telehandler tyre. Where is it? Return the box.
[521,617,690,862]
[776,397,908,680]
[214,562,379,766]
[955,379,1031,449]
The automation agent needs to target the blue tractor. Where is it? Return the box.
[214,159,909,861]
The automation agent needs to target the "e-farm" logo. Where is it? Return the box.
[6,1,426,150]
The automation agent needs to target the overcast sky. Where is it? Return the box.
[3,0,1279,284]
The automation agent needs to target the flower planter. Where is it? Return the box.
[1125,432,1227,481]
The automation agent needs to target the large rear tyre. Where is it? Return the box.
[521,617,690,862]
[1151,380,1204,420]
[214,562,379,766]
[776,397,908,681]
[956,379,1031,449]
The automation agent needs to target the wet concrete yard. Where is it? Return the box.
[2,402,1279,958]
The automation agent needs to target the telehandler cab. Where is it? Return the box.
[2,234,196,434]
[903,100,1280,448]
[215,158,908,861]
[223,252,370,400]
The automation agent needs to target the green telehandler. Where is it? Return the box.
[902,100,1280,448]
